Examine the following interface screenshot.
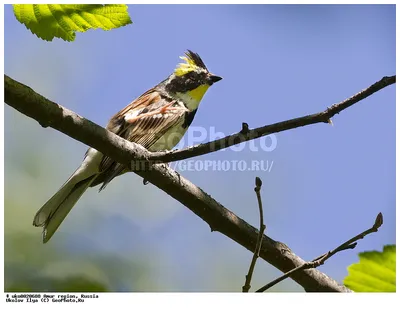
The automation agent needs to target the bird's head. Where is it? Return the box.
[164,50,222,109]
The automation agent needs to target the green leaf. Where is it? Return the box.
[13,4,132,42]
[344,245,396,292]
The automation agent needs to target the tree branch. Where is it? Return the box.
[242,177,266,292]
[4,75,153,167]
[149,75,396,163]
[256,212,383,292]
[6,73,390,292]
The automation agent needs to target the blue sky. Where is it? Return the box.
[4,5,395,291]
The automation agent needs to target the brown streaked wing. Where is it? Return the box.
[106,88,162,135]
[91,92,187,189]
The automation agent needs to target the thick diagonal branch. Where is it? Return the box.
[4,74,353,292]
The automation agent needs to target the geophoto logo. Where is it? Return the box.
[131,126,277,172]
[171,159,274,172]
[175,126,278,153]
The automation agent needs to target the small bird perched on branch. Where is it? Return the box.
[33,50,222,243]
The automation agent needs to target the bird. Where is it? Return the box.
[33,50,222,243]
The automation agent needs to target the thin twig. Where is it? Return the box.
[242,177,266,292]
[256,212,384,292]
[149,76,396,163]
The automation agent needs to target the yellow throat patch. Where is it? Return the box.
[187,84,210,102]
[176,84,210,110]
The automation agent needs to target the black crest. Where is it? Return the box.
[185,50,208,71]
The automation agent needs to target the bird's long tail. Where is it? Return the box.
[34,148,102,243]
[33,173,97,243]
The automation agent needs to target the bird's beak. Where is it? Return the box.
[208,74,223,85]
